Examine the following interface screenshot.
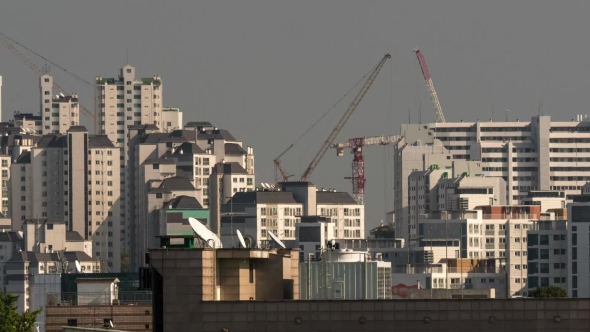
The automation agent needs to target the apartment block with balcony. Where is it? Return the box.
[220,182,364,247]
[10,126,121,271]
[395,115,590,244]
[527,219,568,293]
[407,168,505,244]
[417,206,540,297]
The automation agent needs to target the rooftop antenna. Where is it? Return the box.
[236,230,247,248]
[188,217,222,248]
[408,107,411,124]
[538,100,542,116]
[126,49,129,65]
[505,109,509,122]
[268,230,286,249]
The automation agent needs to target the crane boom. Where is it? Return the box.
[273,144,295,182]
[332,135,401,150]
[299,54,391,182]
[0,34,97,132]
[331,134,400,204]
[413,48,445,123]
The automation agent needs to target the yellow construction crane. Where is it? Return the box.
[0,33,97,133]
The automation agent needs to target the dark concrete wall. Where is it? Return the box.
[192,299,589,332]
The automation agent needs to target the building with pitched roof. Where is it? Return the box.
[10,126,121,271]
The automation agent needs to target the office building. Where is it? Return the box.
[394,115,590,243]
[11,126,121,271]
[39,75,80,134]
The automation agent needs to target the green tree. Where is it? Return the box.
[0,293,42,332]
[120,252,131,272]
[529,286,567,298]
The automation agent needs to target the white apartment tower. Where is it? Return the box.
[39,75,80,134]
[95,65,163,145]
[395,115,590,243]
[10,126,122,271]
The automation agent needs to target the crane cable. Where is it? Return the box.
[0,32,94,87]
[296,60,382,163]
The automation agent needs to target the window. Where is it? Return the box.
[67,319,77,326]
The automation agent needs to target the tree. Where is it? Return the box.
[0,293,42,332]
[529,286,567,298]
[120,252,131,272]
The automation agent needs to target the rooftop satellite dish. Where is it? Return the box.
[188,217,222,248]
[74,260,82,273]
[236,230,247,248]
[59,93,65,97]
[268,231,286,249]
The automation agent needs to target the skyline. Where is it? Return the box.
[2,1,590,228]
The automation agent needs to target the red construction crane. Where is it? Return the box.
[331,135,400,204]
[414,48,446,123]
[299,53,391,182]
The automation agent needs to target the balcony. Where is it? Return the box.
[485,243,495,249]
[447,266,506,274]
[485,230,495,236]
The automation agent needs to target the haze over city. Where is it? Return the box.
[2,1,590,227]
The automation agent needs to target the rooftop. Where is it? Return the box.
[227,191,298,205]
[166,195,203,209]
[8,251,93,263]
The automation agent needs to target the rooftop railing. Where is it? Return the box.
[46,291,152,306]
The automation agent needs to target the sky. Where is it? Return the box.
[1,1,590,229]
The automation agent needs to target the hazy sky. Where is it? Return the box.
[1,1,590,228]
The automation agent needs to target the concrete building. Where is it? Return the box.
[148,237,299,331]
[409,206,541,297]
[567,194,590,298]
[394,115,590,243]
[527,219,568,293]
[10,127,121,271]
[127,124,255,270]
[407,168,506,245]
[95,65,163,145]
[220,183,364,248]
[45,302,151,332]
[5,252,97,313]
[39,75,80,134]
[161,107,183,132]
[12,112,41,134]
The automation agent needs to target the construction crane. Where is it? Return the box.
[299,53,392,182]
[331,135,400,204]
[413,48,446,123]
[274,145,295,183]
[0,33,97,132]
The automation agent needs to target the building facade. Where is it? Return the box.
[10,127,121,271]
[394,115,590,243]
[39,75,80,134]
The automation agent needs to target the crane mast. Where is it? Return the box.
[299,54,391,182]
[332,135,400,204]
[413,48,446,123]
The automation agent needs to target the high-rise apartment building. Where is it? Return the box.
[10,126,121,271]
[95,65,163,144]
[395,115,590,243]
[39,75,80,134]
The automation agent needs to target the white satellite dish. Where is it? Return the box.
[236,230,247,248]
[268,231,286,249]
[188,217,222,248]
[59,93,65,97]
[74,260,82,273]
